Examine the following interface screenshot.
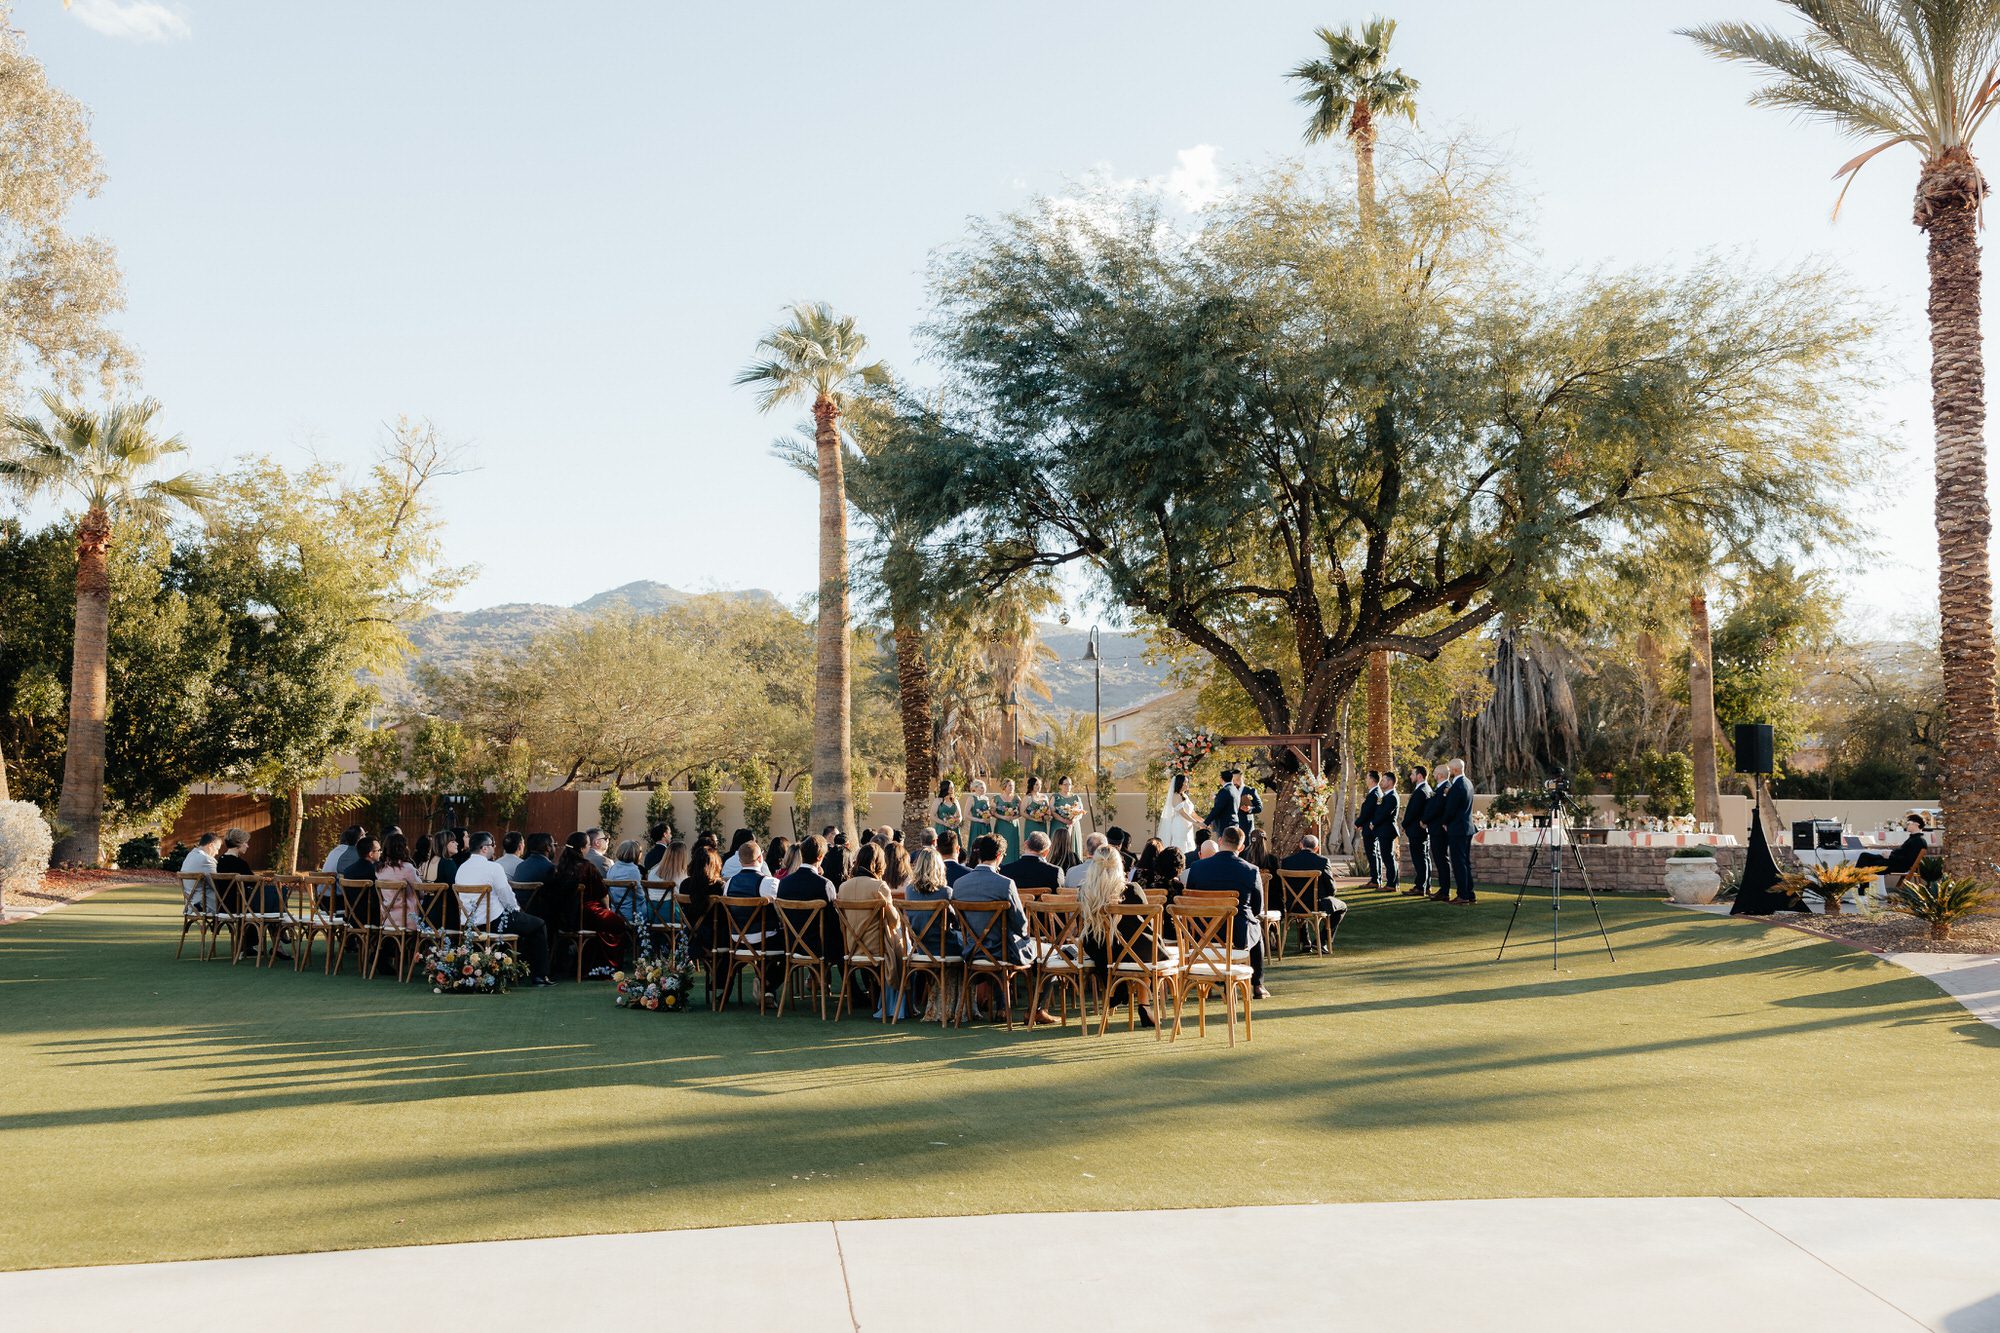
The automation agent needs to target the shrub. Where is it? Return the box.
[0,801,55,904]
[1143,760,1168,828]
[851,762,872,822]
[1645,752,1695,820]
[645,785,679,841]
[1810,863,1879,917]
[1889,875,1993,941]
[739,762,773,839]
[1917,854,1946,886]
[692,767,723,839]
[1667,846,1716,859]
[115,834,162,869]
[597,787,623,840]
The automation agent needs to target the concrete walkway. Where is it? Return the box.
[5,1198,1997,1331]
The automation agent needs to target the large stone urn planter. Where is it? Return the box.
[1662,855,1721,905]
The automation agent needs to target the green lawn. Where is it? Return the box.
[2,880,1995,1271]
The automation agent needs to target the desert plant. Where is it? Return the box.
[597,786,623,840]
[645,785,679,841]
[691,766,723,840]
[0,800,55,906]
[1810,863,1880,917]
[740,761,773,839]
[1917,854,1946,886]
[1889,874,1994,941]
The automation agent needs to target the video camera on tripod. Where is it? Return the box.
[1495,767,1617,968]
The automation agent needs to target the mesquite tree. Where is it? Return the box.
[884,158,1875,849]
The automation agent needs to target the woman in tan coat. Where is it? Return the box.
[836,842,908,1019]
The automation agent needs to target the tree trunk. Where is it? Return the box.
[284,786,304,874]
[1351,100,1377,235]
[1689,590,1721,825]
[892,607,935,845]
[809,395,856,841]
[1917,150,2000,877]
[1365,651,1393,773]
[0,735,10,803]
[51,508,111,865]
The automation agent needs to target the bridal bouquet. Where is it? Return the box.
[1167,726,1215,774]
[425,939,530,994]
[615,942,696,1012]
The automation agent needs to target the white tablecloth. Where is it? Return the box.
[1472,829,1738,849]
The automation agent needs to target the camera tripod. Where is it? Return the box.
[1495,793,1617,969]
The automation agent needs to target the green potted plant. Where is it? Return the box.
[1889,875,1993,942]
[1663,845,1721,904]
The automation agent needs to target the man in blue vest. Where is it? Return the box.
[1183,825,1271,998]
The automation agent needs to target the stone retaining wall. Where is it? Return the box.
[1469,845,1745,895]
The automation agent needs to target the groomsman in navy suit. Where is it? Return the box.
[1368,770,1400,890]
[1438,759,1477,904]
[1401,765,1434,897]
[1355,772,1381,886]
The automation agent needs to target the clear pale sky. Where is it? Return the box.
[25,0,1972,625]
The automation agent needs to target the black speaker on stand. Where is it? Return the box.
[1734,723,1774,777]
[1729,722,1794,915]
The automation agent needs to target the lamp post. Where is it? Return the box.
[1005,686,1021,770]
[1082,626,1102,790]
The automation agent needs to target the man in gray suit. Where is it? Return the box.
[952,834,1053,1024]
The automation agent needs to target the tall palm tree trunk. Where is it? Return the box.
[284,786,305,874]
[1354,117,1393,776]
[1919,148,2000,875]
[1689,590,1721,826]
[52,507,111,865]
[892,601,936,844]
[809,395,856,840]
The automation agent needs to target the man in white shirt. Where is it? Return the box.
[495,831,524,878]
[180,832,222,911]
[320,825,364,875]
[1063,832,1106,888]
[454,832,552,985]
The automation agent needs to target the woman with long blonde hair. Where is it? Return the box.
[1077,842,1161,1029]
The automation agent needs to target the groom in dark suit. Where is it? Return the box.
[1208,769,1258,835]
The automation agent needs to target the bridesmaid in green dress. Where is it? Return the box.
[1023,775,1052,848]
[967,779,993,850]
[933,779,963,846]
[993,778,1023,861]
[1051,775,1087,869]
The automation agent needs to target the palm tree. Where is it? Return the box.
[738,303,890,841]
[1291,16,1420,774]
[1686,3,2000,873]
[0,394,211,863]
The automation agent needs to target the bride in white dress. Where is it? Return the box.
[1156,772,1199,853]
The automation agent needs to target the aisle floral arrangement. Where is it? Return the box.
[614,943,697,1012]
[425,939,530,994]
[1292,768,1332,828]
[1167,725,1215,775]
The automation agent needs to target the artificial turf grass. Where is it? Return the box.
[0,880,1994,1271]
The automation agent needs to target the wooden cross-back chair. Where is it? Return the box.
[288,874,344,972]
[369,877,430,981]
[952,899,1031,1029]
[333,879,383,977]
[834,896,901,1024]
[772,898,834,1019]
[408,883,459,981]
[1099,902,1180,1039]
[1167,902,1254,1046]
[1025,897,1090,1033]
[176,871,223,960]
[453,886,521,958]
[1273,869,1331,956]
[898,897,963,1027]
[672,891,724,1004]
[636,884,684,958]
[715,893,779,1014]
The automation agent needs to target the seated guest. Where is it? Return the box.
[679,846,725,957]
[1183,826,1269,999]
[767,835,795,878]
[950,837,1050,1024]
[605,838,648,924]
[322,824,365,875]
[495,831,525,878]
[1150,846,1187,895]
[641,822,673,876]
[1077,843,1164,1028]
[411,834,434,880]
[1001,832,1063,892]
[216,828,254,877]
[558,839,632,975]
[1134,838,1162,886]
[776,834,842,961]
[837,842,908,1018]
[822,835,850,886]
[881,841,913,893]
[723,837,784,989]
[424,829,462,885]
[1277,834,1350,943]
[647,839,688,887]
[1856,814,1933,876]
[937,829,970,886]
[916,828,939,854]
[216,827,272,951]
[1063,832,1107,888]
[1105,826,1137,874]
[904,844,964,1021]
[534,833,591,952]
[1186,839,1219,883]
[513,833,557,889]
[584,826,612,872]
[180,831,221,911]
[452,832,552,986]
[376,833,424,933]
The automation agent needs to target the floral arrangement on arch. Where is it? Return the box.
[425,939,530,994]
[615,941,696,1012]
[1291,768,1332,828]
[1167,725,1215,775]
